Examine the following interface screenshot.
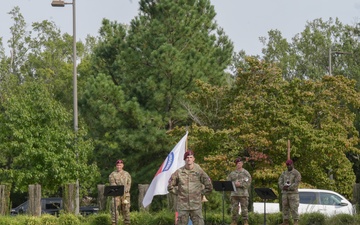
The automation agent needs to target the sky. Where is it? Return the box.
[1,0,360,56]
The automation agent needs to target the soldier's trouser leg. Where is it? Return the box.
[281,194,290,220]
[189,208,204,225]
[120,196,131,224]
[230,196,240,223]
[177,210,190,225]
[178,209,204,225]
[239,196,249,221]
[288,193,299,221]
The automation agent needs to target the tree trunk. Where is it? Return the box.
[0,185,10,215]
[28,184,41,216]
[63,183,76,214]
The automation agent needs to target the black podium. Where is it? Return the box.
[104,185,124,225]
[213,181,236,225]
[254,188,277,225]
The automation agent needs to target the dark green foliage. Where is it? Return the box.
[86,213,111,225]
[80,0,234,209]
[325,213,356,225]
[39,214,59,225]
[58,213,81,225]
[299,212,326,225]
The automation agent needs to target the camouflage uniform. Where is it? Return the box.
[278,167,301,222]
[168,163,213,225]
[227,168,252,223]
[109,170,132,225]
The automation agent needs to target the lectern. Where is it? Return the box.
[104,185,124,225]
[254,188,277,225]
[213,181,236,225]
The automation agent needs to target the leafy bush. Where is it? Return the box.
[326,213,356,225]
[249,212,282,225]
[40,214,59,225]
[85,213,111,225]
[298,212,326,225]
[58,213,80,225]
[3,211,360,225]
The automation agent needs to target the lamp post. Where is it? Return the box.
[51,0,79,215]
[328,48,352,76]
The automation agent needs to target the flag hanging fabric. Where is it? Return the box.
[142,132,188,208]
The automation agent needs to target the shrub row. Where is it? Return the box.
[1,211,360,225]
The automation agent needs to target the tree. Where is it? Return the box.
[0,77,98,195]
[185,57,360,198]
[7,6,29,81]
[260,18,360,83]
[79,0,234,201]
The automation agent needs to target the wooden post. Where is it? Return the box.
[138,184,149,211]
[97,184,106,211]
[0,185,10,215]
[353,183,360,205]
[28,184,41,216]
[63,183,76,214]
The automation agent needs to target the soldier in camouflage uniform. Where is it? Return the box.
[227,157,252,225]
[278,159,301,225]
[109,159,132,225]
[168,150,213,225]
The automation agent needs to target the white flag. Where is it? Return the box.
[142,132,188,208]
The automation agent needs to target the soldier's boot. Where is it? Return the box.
[230,221,237,225]
[279,219,289,225]
[243,219,249,225]
[293,219,299,225]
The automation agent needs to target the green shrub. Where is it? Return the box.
[0,216,22,225]
[129,211,152,225]
[59,213,80,225]
[248,212,282,225]
[299,212,326,225]
[151,210,174,225]
[40,214,59,225]
[326,213,356,225]
[205,211,230,225]
[85,213,111,225]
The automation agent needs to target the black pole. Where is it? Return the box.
[114,197,118,225]
[222,188,225,225]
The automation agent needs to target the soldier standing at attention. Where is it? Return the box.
[278,159,301,225]
[227,157,252,225]
[168,150,213,225]
[109,159,132,225]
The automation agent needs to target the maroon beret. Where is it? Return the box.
[235,157,243,164]
[116,159,124,165]
[183,150,194,160]
[286,159,293,165]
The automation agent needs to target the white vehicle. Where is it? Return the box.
[253,188,355,216]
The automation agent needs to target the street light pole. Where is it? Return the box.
[51,0,79,215]
[328,48,352,76]
[329,48,332,76]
